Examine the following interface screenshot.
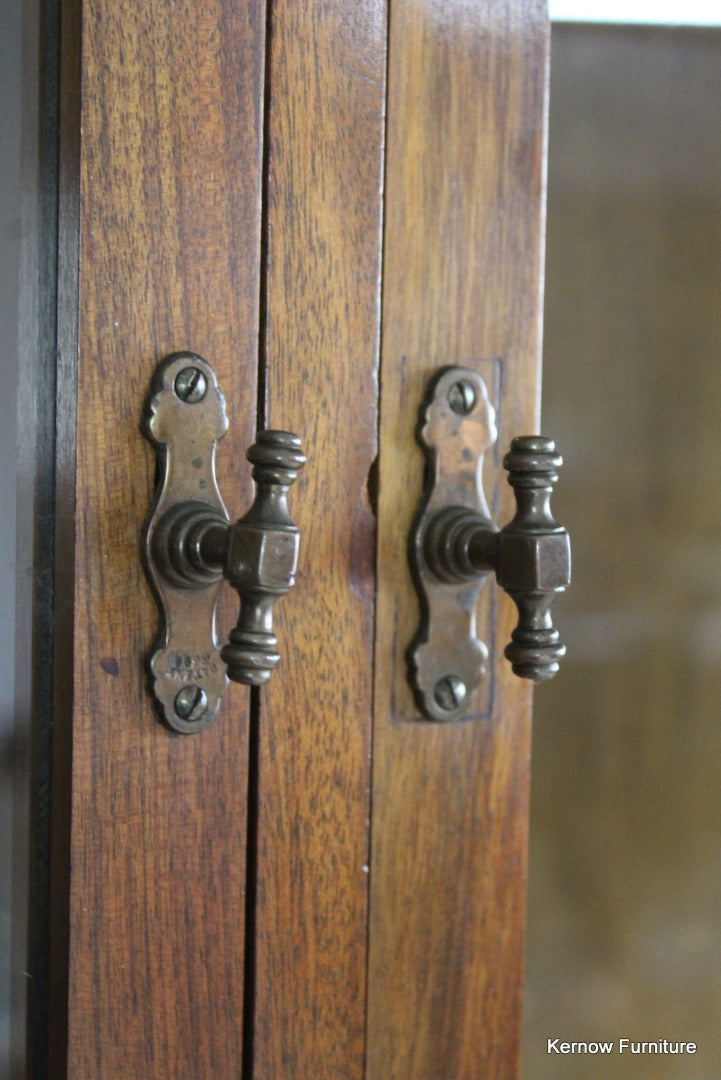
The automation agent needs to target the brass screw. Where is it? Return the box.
[434,674,467,712]
[174,366,208,404]
[174,685,208,722]
[447,380,476,416]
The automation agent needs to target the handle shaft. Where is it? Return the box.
[220,431,305,685]
[497,437,570,680]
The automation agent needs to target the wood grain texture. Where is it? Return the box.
[252,0,387,1074]
[54,1,265,1074]
[368,1,549,1077]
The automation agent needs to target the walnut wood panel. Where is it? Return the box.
[53,1,265,1074]
[368,1,549,1077]
[252,0,387,1074]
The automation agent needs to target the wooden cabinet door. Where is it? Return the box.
[48,0,548,1077]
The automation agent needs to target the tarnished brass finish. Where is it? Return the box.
[219,431,305,686]
[496,437,570,680]
[143,353,305,733]
[143,353,230,733]
[407,368,498,723]
[408,367,570,722]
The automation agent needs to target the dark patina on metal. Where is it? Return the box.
[408,366,570,722]
[143,352,305,733]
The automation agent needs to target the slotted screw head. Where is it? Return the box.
[434,674,467,712]
[447,380,476,416]
[174,684,208,722]
[174,366,208,403]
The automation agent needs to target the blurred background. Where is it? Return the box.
[523,22,721,1080]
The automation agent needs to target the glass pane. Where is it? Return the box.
[1,0,25,1070]
[524,24,721,1079]
[1,0,56,1075]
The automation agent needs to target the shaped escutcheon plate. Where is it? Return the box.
[143,352,230,733]
[407,367,498,722]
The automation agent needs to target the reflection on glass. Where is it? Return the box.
[523,24,721,1080]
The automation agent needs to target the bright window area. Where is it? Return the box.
[550,0,721,23]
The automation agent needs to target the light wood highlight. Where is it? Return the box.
[55,1,265,1074]
[252,0,387,1075]
[368,1,549,1077]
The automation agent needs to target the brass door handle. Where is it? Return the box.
[143,353,305,732]
[408,367,571,721]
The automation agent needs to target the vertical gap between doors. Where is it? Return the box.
[241,689,261,1080]
[241,0,274,1075]
[362,0,392,1075]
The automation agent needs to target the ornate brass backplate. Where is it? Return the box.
[143,352,230,732]
[407,367,499,722]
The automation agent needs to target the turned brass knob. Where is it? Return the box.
[426,437,570,681]
[497,437,570,679]
[152,431,305,687]
[218,432,305,685]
